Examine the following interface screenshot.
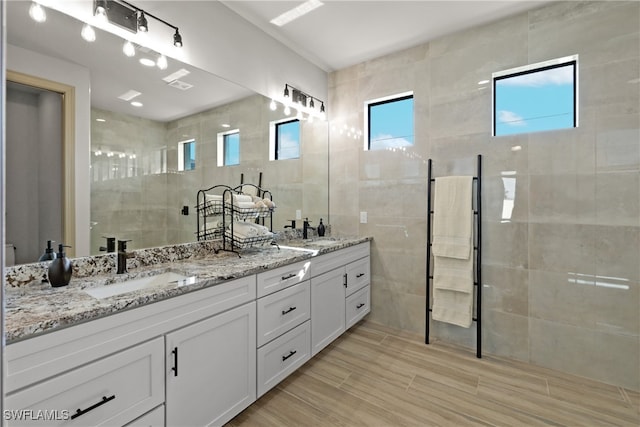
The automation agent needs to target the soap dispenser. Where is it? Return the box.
[38,240,56,262]
[317,218,326,237]
[48,244,73,287]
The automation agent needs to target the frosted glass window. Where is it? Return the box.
[367,94,414,151]
[493,57,577,136]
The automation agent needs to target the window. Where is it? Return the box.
[217,130,240,166]
[493,55,578,136]
[270,119,300,160]
[178,139,195,171]
[365,92,414,151]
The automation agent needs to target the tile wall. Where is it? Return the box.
[328,1,639,390]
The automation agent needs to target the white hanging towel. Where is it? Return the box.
[432,176,473,259]
[431,176,474,328]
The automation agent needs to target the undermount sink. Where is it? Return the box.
[84,272,196,299]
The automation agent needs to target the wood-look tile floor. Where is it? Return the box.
[228,320,640,426]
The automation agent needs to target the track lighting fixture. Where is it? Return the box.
[29,2,46,23]
[277,84,326,121]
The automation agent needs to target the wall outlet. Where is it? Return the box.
[360,211,368,224]
[296,210,302,220]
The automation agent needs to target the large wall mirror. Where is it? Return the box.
[5,2,329,264]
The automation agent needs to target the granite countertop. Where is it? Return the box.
[5,237,370,343]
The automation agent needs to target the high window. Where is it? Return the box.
[493,55,578,136]
[365,92,414,151]
[178,139,195,171]
[217,130,240,166]
[270,119,300,160]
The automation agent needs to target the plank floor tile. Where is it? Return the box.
[228,320,640,426]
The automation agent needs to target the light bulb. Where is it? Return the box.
[123,40,135,57]
[29,2,46,23]
[296,109,303,120]
[95,7,107,23]
[284,105,291,116]
[156,54,168,70]
[269,99,277,111]
[81,24,96,42]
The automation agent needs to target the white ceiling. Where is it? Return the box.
[6,1,552,121]
[221,0,552,72]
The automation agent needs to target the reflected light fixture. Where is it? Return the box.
[29,2,46,23]
[123,40,136,57]
[139,57,156,67]
[81,24,97,42]
[279,84,326,121]
[156,54,168,70]
[269,99,277,111]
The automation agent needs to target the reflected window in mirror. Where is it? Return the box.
[217,129,240,166]
[270,118,300,160]
[178,139,196,171]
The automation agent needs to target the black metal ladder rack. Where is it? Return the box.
[425,154,482,358]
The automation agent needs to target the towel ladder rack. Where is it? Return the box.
[425,154,482,358]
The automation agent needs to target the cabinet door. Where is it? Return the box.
[165,302,256,427]
[345,256,370,296]
[311,268,346,356]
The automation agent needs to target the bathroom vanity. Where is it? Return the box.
[4,238,371,426]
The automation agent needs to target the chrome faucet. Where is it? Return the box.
[116,240,134,274]
[303,218,315,239]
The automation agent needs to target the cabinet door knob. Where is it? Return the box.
[281,273,296,281]
[71,395,116,420]
[356,273,365,278]
[343,273,348,287]
[356,303,365,309]
[282,350,297,361]
[282,306,297,315]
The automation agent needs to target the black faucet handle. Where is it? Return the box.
[285,220,297,229]
[100,236,116,252]
[117,239,132,252]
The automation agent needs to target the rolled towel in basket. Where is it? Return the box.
[236,201,256,209]
[225,193,254,206]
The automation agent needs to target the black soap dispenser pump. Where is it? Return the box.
[48,244,73,287]
[38,240,56,262]
[317,218,326,237]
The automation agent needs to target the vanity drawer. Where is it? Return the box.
[5,337,164,426]
[345,256,370,296]
[346,285,370,329]
[124,405,164,427]
[311,241,370,277]
[257,320,311,398]
[257,260,311,298]
[257,280,311,347]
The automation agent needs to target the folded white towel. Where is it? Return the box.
[225,193,254,205]
[433,255,473,293]
[242,185,259,198]
[205,194,222,201]
[432,176,473,260]
[236,201,256,209]
[229,221,273,239]
[432,289,474,328]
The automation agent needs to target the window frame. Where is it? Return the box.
[269,118,300,161]
[177,139,196,171]
[216,129,240,167]
[492,55,578,137]
[364,91,414,151]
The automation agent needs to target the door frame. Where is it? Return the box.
[6,70,76,256]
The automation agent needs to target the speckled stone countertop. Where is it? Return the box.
[5,237,370,343]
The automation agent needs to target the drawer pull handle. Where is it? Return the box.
[356,303,365,309]
[71,395,116,420]
[356,273,365,278]
[281,273,296,281]
[172,347,178,377]
[343,273,348,288]
[282,306,297,315]
[282,350,297,361]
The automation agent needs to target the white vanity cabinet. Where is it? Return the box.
[311,242,371,356]
[165,301,256,427]
[5,337,164,426]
